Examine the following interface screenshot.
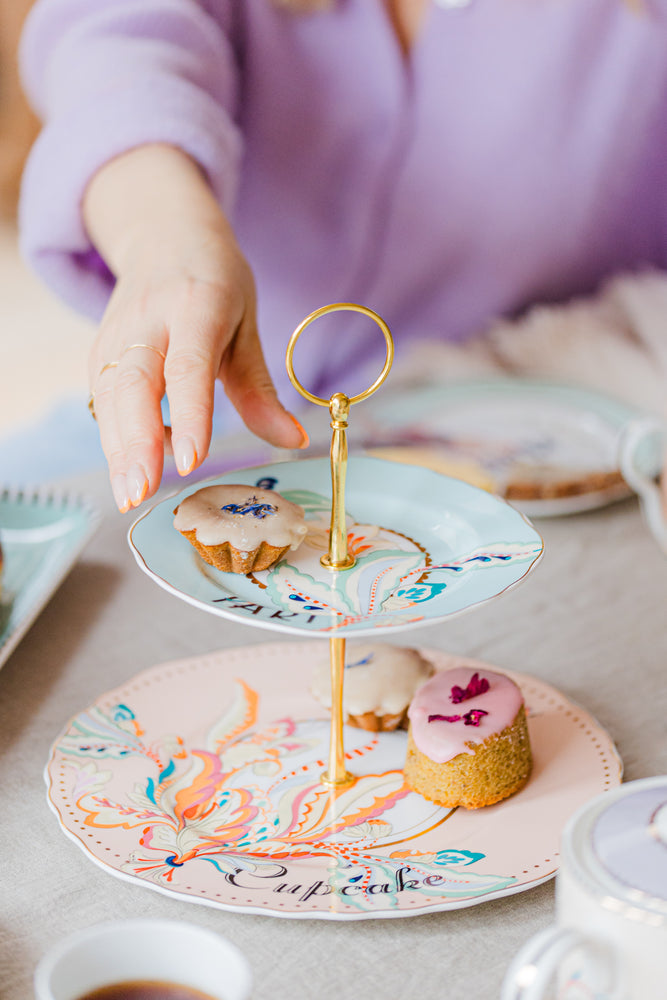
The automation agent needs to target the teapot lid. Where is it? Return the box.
[569,776,667,920]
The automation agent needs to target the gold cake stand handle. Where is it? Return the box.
[285,302,394,572]
[285,302,394,788]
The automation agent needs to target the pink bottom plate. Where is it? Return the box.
[45,643,622,920]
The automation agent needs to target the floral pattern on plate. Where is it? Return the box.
[46,644,622,920]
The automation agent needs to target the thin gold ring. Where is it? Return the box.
[98,360,119,378]
[121,343,167,362]
[88,346,166,420]
[88,359,120,420]
[285,302,394,407]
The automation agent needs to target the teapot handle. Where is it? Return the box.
[501,925,620,1000]
[618,417,667,553]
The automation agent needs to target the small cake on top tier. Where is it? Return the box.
[173,484,307,574]
[404,665,532,809]
[311,643,435,732]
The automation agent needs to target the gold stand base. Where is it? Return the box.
[320,554,356,570]
[320,769,355,789]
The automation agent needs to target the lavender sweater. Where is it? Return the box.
[18,0,667,410]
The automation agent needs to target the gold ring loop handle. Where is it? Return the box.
[285,302,394,406]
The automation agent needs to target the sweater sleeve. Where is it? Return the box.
[18,0,243,320]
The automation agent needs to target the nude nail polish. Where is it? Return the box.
[111,473,131,513]
[127,464,148,506]
[173,436,197,475]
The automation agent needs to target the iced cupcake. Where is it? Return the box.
[312,643,435,732]
[173,484,307,574]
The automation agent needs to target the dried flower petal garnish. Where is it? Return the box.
[220,496,278,519]
[427,708,489,727]
[463,709,488,727]
[450,672,490,704]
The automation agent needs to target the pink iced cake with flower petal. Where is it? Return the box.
[404,666,532,809]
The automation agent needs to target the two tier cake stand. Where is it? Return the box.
[45,305,621,920]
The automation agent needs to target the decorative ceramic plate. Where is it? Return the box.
[128,457,543,638]
[0,487,100,670]
[45,643,622,921]
[357,379,637,517]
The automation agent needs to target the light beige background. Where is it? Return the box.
[0,222,92,436]
[0,1,92,439]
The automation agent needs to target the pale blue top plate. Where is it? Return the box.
[129,456,543,638]
[0,488,100,669]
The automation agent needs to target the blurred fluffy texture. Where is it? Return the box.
[397,271,667,418]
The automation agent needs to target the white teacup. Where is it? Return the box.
[34,919,252,1000]
[618,416,667,552]
[501,776,667,1000]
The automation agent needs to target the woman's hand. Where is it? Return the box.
[84,145,307,512]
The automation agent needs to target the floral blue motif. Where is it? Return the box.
[220,496,277,519]
[394,583,448,603]
[435,850,486,866]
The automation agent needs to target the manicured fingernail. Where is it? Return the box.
[290,414,309,448]
[127,464,148,506]
[173,436,197,475]
[111,473,131,513]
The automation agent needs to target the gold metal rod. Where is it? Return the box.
[321,392,355,571]
[321,636,354,788]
